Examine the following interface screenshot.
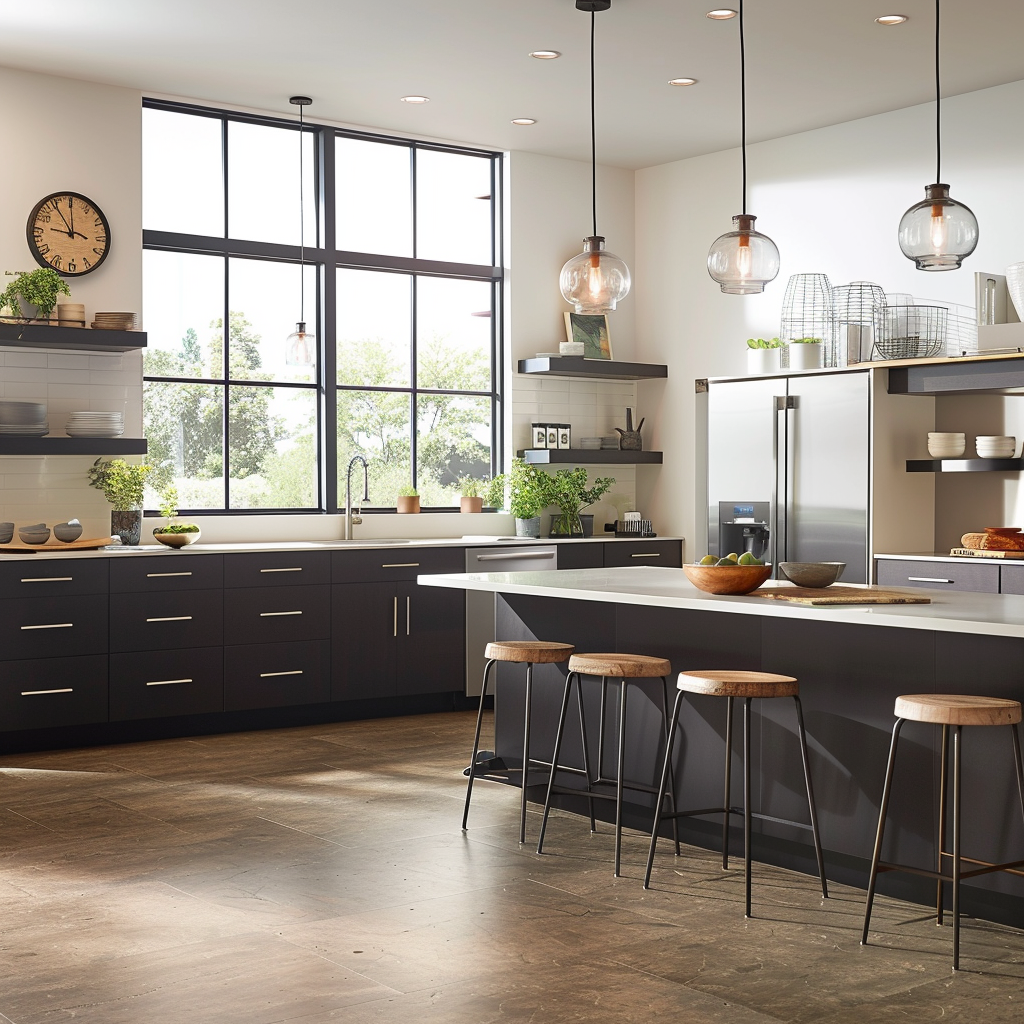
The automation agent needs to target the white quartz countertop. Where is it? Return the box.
[418,565,1024,639]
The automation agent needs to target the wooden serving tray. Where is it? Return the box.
[0,535,115,553]
[752,585,931,606]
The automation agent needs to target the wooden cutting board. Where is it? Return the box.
[752,585,931,606]
[0,535,115,553]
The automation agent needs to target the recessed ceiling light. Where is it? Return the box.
[529,50,561,59]
[400,95,429,104]
[875,14,908,26]
[706,9,737,19]
[511,118,537,125]
[668,78,698,87]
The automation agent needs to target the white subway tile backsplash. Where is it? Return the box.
[47,354,93,370]
[4,352,49,368]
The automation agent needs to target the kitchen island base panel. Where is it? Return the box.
[494,593,1024,932]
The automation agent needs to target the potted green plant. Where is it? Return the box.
[487,458,547,537]
[787,336,824,371]
[0,269,71,323]
[397,485,420,514]
[458,477,485,514]
[88,458,154,546]
[152,486,201,548]
[543,467,615,538]
[746,337,783,375]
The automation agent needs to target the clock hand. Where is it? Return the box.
[68,197,76,239]
[51,203,74,237]
[49,228,88,239]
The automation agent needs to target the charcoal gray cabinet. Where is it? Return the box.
[876,558,1000,593]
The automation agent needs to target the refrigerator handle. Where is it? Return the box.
[771,396,795,577]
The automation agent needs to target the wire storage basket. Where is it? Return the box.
[780,273,836,367]
[918,298,979,356]
[833,281,886,365]
[877,304,948,359]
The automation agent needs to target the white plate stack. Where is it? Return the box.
[976,435,1017,459]
[0,401,48,436]
[927,432,965,458]
[66,411,124,437]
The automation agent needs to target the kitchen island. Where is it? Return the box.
[419,566,1024,929]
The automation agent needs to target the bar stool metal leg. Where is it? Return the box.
[615,676,628,877]
[519,662,535,845]
[952,724,963,971]
[659,676,681,856]
[723,696,734,869]
[644,688,686,889]
[793,695,829,899]
[463,658,497,831]
[743,696,753,918]
[537,671,575,855]
[576,673,597,832]
[937,724,950,925]
[1013,724,1024,827]
[862,718,906,946]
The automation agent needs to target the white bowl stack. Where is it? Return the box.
[927,432,966,458]
[0,401,48,436]
[976,435,1016,459]
[65,411,124,438]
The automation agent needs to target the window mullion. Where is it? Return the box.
[321,127,337,513]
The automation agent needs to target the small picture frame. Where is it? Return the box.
[563,312,613,360]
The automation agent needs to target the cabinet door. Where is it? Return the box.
[331,582,397,700]
[109,589,223,653]
[223,584,330,645]
[110,649,224,721]
[0,655,108,730]
[0,559,108,599]
[224,640,330,711]
[396,583,465,695]
[557,543,604,570]
[1001,564,1024,595]
[603,540,683,568]
[0,595,108,660]
[876,558,999,593]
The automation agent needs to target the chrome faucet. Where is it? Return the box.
[344,455,369,540]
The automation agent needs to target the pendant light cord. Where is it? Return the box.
[590,11,597,237]
[935,0,941,184]
[299,102,305,323]
[739,0,747,215]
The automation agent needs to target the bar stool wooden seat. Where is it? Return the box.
[537,652,678,877]
[644,670,828,917]
[463,640,580,844]
[862,693,1024,971]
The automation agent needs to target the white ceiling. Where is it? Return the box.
[2,0,1023,169]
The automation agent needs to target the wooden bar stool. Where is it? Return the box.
[463,640,585,845]
[644,670,828,918]
[537,652,678,877]
[861,693,1024,971]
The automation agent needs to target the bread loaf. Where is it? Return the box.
[961,532,1024,551]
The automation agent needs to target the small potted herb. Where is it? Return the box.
[88,458,154,546]
[787,337,824,371]
[746,337,783,375]
[0,269,71,323]
[458,477,485,514]
[152,486,201,548]
[487,458,547,537]
[396,485,420,514]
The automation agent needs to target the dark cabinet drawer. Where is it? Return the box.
[556,543,604,570]
[1000,564,1024,595]
[603,541,683,568]
[333,546,465,583]
[0,655,107,730]
[0,595,108,661]
[223,584,330,645]
[110,649,224,721]
[223,551,329,589]
[110,554,223,593]
[875,558,999,593]
[0,558,108,600]
[109,589,223,652]
[224,640,329,710]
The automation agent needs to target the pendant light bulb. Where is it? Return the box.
[898,1,978,271]
[559,3,631,314]
[286,95,315,366]
[286,322,316,367]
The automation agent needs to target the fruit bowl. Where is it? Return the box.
[683,562,772,595]
[153,528,201,548]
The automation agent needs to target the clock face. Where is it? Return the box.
[27,192,110,276]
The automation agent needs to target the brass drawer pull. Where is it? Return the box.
[21,687,73,696]
[260,567,302,573]
[20,623,73,630]
[146,678,193,687]
[260,670,304,678]
[260,610,302,617]
[382,562,420,568]
[631,553,662,558]
[21,576,73,583]
[146,615,193,622]
[147,571,193,578]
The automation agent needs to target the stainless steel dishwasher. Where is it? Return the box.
[464,544,558,695]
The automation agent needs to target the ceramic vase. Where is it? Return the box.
[111,509,142,546]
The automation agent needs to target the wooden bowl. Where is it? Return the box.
[682,563,772,595]
[779,561,846,588]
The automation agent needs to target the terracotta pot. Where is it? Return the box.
[396,495,420,514]
[460,496,483,514]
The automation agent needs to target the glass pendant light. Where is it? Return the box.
[286,95,316,366]
[707,0,780,295]
[897,0,978,271]
[559,1,631,314]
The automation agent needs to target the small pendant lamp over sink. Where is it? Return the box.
[707,0,780,294]
[559,0,631,314]
[286,95,316,366]
[897,0,978,271]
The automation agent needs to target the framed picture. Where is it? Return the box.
[563,312,613,360]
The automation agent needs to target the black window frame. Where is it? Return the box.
[141,97,504,514]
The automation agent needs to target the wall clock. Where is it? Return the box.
[26,192,110,276]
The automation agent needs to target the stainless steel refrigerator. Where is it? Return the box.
[702,372,870,583]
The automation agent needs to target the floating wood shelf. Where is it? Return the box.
[0,322,146,353]
[518,449,663,465]
[906,458,1024,473]
[517,356,667,381]
[0,438,148,456]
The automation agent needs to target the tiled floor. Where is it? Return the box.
[2,711,1023,1023]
